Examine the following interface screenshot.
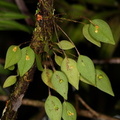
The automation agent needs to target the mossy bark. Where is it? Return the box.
[1,0,54,120]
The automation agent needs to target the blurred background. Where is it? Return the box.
[0,0,120,120]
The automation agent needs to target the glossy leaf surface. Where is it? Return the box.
[41,69,54,89]
[45,96,62,120]
[83,24,101,47]
[77,55,96,85]
[57,40,75,50]
[95,69,114,96]
[51,71,68,99]
[3,75,17,88]
[89,19,115,45]
[61,58,79,90]
[4,45,21,69]
[18,46,35,76]
[62,101,77,120]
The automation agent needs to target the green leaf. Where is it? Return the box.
[0,20,31,33]
[62,101,77,120]
[80,75,95,86]
[0,12,28,20]
[57,40,75,50]
[45,95,62,120]
[7,65,15,71]
[51,71,68,99]
[18,46,35,77]
[35,54,43,71]
[41,68,54,89]
[61,57,79,90]
[55,55,63,66]
[89,19,115,45]
[3,75,17,88]
[95,69,114,96]
[0,64,10,75]
[83,24,101,47]
[4,45,21,69]
[0,1,19,12]
[77,55,96,85]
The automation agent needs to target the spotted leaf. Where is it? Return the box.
[89,19,115,45]
[4,45,21,69]
[18,46,35,76]
[45,95,62,120]
[51,71,68,99]
[62,101,76,120]
[95,69,114,96]
[41,68,54,89]
[61,58,79,90]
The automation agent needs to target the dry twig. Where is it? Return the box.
[75,94,120,120]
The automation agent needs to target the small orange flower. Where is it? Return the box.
[36,14,43,21]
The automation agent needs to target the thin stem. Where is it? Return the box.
[57,17,86,25]
[53,22,67,57]
[76,94,99,117]
[57,25,80,56]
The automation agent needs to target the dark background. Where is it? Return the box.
[0,0,120,120]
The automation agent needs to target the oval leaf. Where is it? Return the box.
[83,24,101,47]
[4,45,21,69]
[89,19,115,45]
[57,40,75,50]
[77,55,96,85]
[41,68,54,89]
[62,101,77,120]
[95,69,114,96]
[45,95,62,120]
[3,75,17,88]
[51,71,68,99]
[61,58,79,90]
[18,46,35,77]
[55,55,63,66]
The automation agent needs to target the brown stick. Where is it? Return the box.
[0,95,44,107]
[75,94,120,120]
[93,57,120,64]
[15,0,34,26]
[0,95,119,120]
[1,66,36,120]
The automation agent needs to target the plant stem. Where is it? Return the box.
[1,0,54,120]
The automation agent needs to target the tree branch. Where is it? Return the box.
[0,95,44,107]
[0,95,119,120]
[75,94,120,120]
[0,58,5,64]
[1,0,54,119]
[93,58,120,64]
[1,65,36,120]
[15,0,34,26]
